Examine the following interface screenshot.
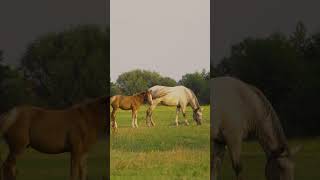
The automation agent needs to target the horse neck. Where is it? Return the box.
[249,85,290,158]
[134,94,145,105]
[253,112,290,158]
[187,90,200,111]
[79,99,106,133]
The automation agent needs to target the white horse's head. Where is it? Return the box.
[145,90,153,105]
[193,107,203,125]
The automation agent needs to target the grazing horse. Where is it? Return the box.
[146,85,202,127]
[211,76,300,180]
[0,96,107,180]
[110,90,153,128]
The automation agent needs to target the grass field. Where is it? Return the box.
[0,140,108,180]
[110,105,210,179]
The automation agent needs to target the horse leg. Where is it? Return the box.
[181,106,189,126]
[175,107,180,126]
[2,133,28,180]
[226,138,244,180]
[212,141,226,180]
[2,153,18,180]
[111,108,118,129]
[134,110,138,128]
[131,109,136,128]
[146,99,160,127]
[79,153,88,180]
[70,152,82,180]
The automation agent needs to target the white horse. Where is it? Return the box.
[211,77,300,180]
[146,85,203,127]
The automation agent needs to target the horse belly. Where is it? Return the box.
[160,96,179,106]
[29,127,69,154]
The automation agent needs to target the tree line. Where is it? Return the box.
[0,25,109,112]
[212,22,320,137]
[0,24,210,115]
[111,69,210,104]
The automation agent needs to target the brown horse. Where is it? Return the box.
[0,96,107,180]
[110,90,153,129]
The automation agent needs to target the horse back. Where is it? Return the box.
[110,95,140,110]
[212,77,265,139]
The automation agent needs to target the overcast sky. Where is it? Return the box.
[212,0,320,65]
[0,0,107,65]
[110,0,210,81]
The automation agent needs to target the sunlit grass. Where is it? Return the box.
[110,105,210,179]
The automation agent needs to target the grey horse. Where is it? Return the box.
[146,85,202,127]
[211,77,300,180]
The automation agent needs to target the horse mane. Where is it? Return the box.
[133,91,146,96]
[187,88,201,110]
[249,85,289,154]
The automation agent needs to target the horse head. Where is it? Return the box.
[265,146,301,180]
[193,107,203,125]
[144,90,153,105]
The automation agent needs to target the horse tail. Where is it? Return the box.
[249,85,290,152]
[0,108,18,136]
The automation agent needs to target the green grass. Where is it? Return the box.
[0,140,108,180]
[219,138,320,179]
[110,105,210,179]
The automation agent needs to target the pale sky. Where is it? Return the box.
[0,0,106,65]
[110,0,210,82]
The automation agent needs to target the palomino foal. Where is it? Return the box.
[0,96,107,180]
[110,90,153,129]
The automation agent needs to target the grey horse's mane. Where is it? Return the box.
[249,85,289,155]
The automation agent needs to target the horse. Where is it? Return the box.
[211,76,300,180]
[110,90,153,129]
[146,85,203,127]
[0,96,107,180]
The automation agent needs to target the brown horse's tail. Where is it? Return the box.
[0,108,18,136]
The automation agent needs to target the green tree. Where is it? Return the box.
[290,21,310,57]
[179,69,210,104]
[215,32,305,136]
[20,25,109,107]
[0,50,33,112]
[110,82,121,96]
[116,69,176,95]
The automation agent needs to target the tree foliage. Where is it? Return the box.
[179,69,210,104]
[115,69,176,95]
[20,25,109,107]
[213,22,320,137]
[0,51,32,112]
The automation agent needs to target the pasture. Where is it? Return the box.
[220,138,320,179]
[110,105,210,179]
[0,140,108,180]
